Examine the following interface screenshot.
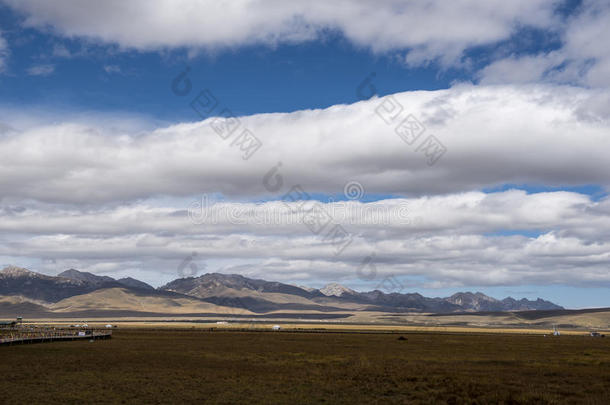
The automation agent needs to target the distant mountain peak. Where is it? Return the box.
[449,291,498,302]
[500,296,561,311]
[1,265,35,277]
[319,283,356,297]
[160,272,318,300]
[117,277,154,290]
[58,269,115,284]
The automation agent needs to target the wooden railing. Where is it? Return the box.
[0,328,112,345]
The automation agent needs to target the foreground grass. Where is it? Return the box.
[2,330,609,404]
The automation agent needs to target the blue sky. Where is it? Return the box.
[1,0,610,308]
[0,2,577,120]
[0,26,453,122]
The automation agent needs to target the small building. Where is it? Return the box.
[552,325,560,336]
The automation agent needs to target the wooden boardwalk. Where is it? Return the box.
[0,329,112,346]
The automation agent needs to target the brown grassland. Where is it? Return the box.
[1,329,609,404]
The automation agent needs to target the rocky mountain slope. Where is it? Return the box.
[445,292,562,312]
[0,266,103,303]
[159,273,563,312]
[116,277,155,291]
[58,269,116,285]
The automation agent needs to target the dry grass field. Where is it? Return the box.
[21,317,610,336]
[12,307,610,332]
[1,328,609,404]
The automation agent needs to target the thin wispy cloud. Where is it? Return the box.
[0,33,8,73]
[51,43,71,58]
[103,64,121,74]
[26,63,55,76]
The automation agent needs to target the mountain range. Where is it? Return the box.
[0,265,564,318]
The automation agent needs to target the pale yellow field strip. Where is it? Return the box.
[16,319,608,335]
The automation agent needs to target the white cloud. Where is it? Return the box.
[0,84,609,204]
[562,0,610,87]
[2,0,557,66]
[0,190,604,241]
[478,53,563,85]
[26,63,55,76]
[3,190,610,288]
[479,0,610,87]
